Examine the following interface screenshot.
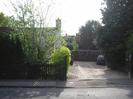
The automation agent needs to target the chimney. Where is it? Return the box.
[56,18,61,31]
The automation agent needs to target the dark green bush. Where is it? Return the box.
[104,48,126,70]
[0,32,24,65]
[127,34,133,53]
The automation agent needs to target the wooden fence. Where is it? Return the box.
[0,62,67,80]
[72,50,100,61]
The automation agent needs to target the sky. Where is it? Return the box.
[0,0,103,35]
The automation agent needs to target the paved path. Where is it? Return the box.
[68,61,128,80]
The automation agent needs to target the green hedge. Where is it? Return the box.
[49,46,71,67]
[104,49,126,71]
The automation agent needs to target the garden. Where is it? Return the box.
[0,0,71,80]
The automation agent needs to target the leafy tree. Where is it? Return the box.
[8,0,60,63]
[0,12,9,27]
[97,0,133,70]
[78,20,101,50]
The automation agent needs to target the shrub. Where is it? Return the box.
[0,32,25,65]
[49,46,71,66]
[127,34,133,53]
[104,48,126,70]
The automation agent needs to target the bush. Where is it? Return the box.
[0,32,25,65]
[104,49,126,70]
[127,34,133,53]
[49,46,71,66]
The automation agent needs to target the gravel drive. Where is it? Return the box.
[68,61,128,80]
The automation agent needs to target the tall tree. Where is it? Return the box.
[97,0,133,70]
[7,0,59,63]
[78,20,101,50]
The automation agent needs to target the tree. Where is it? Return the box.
[97,0,133,70]
[78,20,101,50]
[0,12,9,27]
[6,0,60,63]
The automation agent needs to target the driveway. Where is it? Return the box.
[68,61,128,80]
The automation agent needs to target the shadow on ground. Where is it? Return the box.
[0,81,67,99]
[0,87,65,99]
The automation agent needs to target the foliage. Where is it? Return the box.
[5,0,61,64]
[72,38,78,50]
[64,36,78,50]
[78,20,101,50]
[0,31,24,65]
[49,46,71,67]
[0,12,25,64]
[0,12,9,27]
[127,34,133,53]
[97,0,133,70]
[0,1,67,80]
